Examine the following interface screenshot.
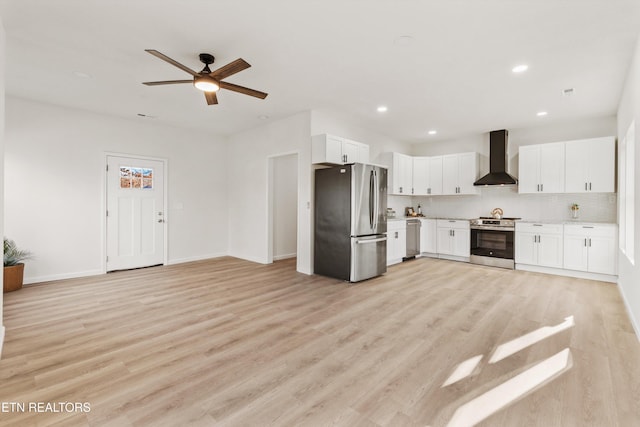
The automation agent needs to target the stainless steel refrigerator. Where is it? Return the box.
[314,163,388,282]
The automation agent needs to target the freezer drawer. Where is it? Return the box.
[350,236,387,282]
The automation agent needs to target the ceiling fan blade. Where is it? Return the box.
[204,91,218,105]
[219,81,268,99]
[142,80,193,86]
[145,49,199,77]
[210,58,251,80]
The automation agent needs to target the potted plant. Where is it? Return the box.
[3,238,32,292]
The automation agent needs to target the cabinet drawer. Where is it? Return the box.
[436,219,469,229]
[564,224,616,238]
[516,223,563,234]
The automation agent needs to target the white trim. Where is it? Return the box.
[438,254,471,263]
[23,269,104,285]
[103,153,169,273]
[617,280,640,341]
[266,151,300,265]
[0,326,5,360]
[515,264,618,283]
[228,253,270,265]
[166,253,228,265]
[273,253,297,261]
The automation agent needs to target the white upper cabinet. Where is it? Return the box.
[564,137,615,193]
[518,142,565,194]
[381,152,414,195]
[412,156,443,196]
[442,152,479,195]
[312,134,370,165]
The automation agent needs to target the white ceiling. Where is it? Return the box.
[1,0,639,143]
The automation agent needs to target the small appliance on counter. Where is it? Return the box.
[387,208,396,219]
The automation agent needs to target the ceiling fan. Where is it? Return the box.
[142,49,268,105]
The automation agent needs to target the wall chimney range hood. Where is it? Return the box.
[473,129,518,186]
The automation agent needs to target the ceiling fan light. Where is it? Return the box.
[194,76,219,92]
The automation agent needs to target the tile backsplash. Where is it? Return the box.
[394,186,617,223]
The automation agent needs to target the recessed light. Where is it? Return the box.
[512,64,528,73]
[137,113,157,119]
[73,71,92,79]
[394,35,414,46]
[377,106,388,113]
[537,111,548,117]
[428,130,437,135]
[562,88,575,96]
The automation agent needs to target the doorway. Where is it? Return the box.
[268,153,298,264]
[105,155,166,271]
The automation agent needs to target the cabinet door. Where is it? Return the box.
[452,228,470,257]
[420,219,437,253]
[587,235,616,275]
[437,228,453,255]
[515,232,537,265]
[387,229,400,265]
[586,137,615,193]
[357,143,370,164]
[325,135,345,164]
[428,156,443,195]
[537,232,564,268]
[563,233,589,271]
[397,228,407,260]
[342,140,359,164]
[392,153,413,195]
[412,157,430,196]
[442,155,459,195]
[565,140,589,193]
[457,153,478,194]
[518,145,540,194]
[539,142,565,193]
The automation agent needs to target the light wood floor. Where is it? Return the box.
[1,257,639,426]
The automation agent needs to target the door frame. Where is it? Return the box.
[102,152,169,273]
[266,151,299,265]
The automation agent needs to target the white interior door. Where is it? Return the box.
[106,156,165,271]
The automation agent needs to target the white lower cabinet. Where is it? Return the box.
[563,224,617,275]
[420,219,437,254]
[387,221,407,265]
[436,219,470,257]
[515,223,563,268]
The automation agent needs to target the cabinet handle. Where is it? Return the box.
[540,184,543,191]
[428,188,431,194]
[538,235,541,243]
[533,224,543,227]
[452,230,455,237]
[584,238,587,247]
[582,226,594,229]
[589,182,592,191]
[412,188,414,194]
[399,186,403,193]
[395,231,398,238]
[588,238,592,247]
[585,182,588,191]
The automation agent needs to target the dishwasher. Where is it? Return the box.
[404,219,421,260]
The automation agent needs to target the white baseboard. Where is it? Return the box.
[273,253,297,261]
[0,325,5,360]
[617,283,640,341]
[167,253,227,265]
[515,264,617,283]
[23,269,104,285]
[438,254,470,263]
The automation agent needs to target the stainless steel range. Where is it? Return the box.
[470,217,520,269]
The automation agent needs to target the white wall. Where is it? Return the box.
[617,36,640,337]
[4,97,229,283]
[0,17,6,357]
[227,111,312,273]
[409,117,618,222]
[272,153,297,260]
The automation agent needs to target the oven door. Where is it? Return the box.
[470,227,514,259]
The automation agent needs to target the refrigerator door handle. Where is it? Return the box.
[369,169,375,229]
[355,237,387,244]
[373,170,379,231]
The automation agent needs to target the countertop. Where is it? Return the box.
[518,220,617,226]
